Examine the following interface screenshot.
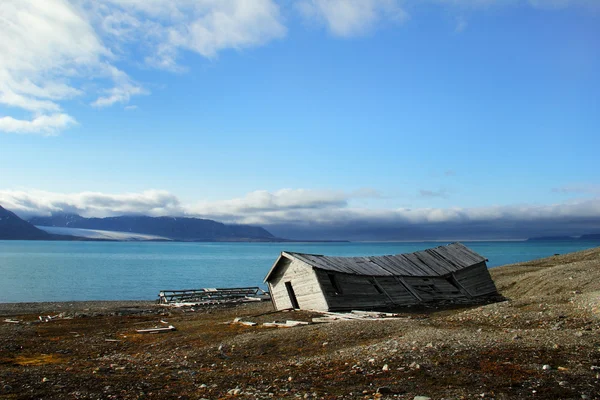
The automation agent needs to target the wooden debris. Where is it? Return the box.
[4,319,20,324]
[232,318,257,326]
[350,310,400,317]
[136,325,176,334]
[158,287,270,306]
[263,320,310,328]
[105,339,122,342]
[310,310,408,323]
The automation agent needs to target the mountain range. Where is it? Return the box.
[0,206,279,242]
[28,213,277,242]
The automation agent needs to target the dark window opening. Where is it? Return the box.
[328,273,342,295]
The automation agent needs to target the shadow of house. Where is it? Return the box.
[264,242,499,311]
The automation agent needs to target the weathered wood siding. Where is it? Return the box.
[402,276,467,302]
[453,262,498,297]
[373,276,420,305]
[269,258,328,310]
[314,270,418,310]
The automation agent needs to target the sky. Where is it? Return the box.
[0,0,599,240]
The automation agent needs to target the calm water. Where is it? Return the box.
[0,240,598,303]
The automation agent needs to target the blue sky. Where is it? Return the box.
[1,0,599,238]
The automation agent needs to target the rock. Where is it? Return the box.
[368,358,376,364]
[414,396,431,400]
[542,364,552,370]
[382,364,389,371]
[228,388,242,395]
[376,387,393,394]
[558,381,569,387]
[42,378,49,383]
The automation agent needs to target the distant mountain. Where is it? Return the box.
[580,234,600,241]
[0,205,50,240]
[526,236,576,241]
[527,234,600,242]
[29,213,278,242]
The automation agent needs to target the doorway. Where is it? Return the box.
[284,281,300,309]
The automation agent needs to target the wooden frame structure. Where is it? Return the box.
[158,287,269,305]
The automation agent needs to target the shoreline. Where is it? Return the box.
[0,300,158,317]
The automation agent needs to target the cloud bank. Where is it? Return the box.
[1,188,599,240]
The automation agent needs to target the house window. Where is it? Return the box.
[328,273,342,295]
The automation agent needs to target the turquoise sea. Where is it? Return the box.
[0,240,598,303]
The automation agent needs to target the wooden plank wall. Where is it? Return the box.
[453,262,498,297]
[314,270,418,310]
[269,258,329,310]
[402,276,468,301]
[374,276,420,305]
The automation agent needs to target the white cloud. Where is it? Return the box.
[0,114,77,135]
[297,0,408,37]
[2,188,600,234]
[0,0,285,135]
[0,0,146,135]
[95,0,287,66]
[92,83,148,108]
[0,189,181,218]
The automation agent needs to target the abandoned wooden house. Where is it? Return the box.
[264,242,498,311]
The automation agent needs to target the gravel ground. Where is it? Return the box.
[1,247,599,399]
